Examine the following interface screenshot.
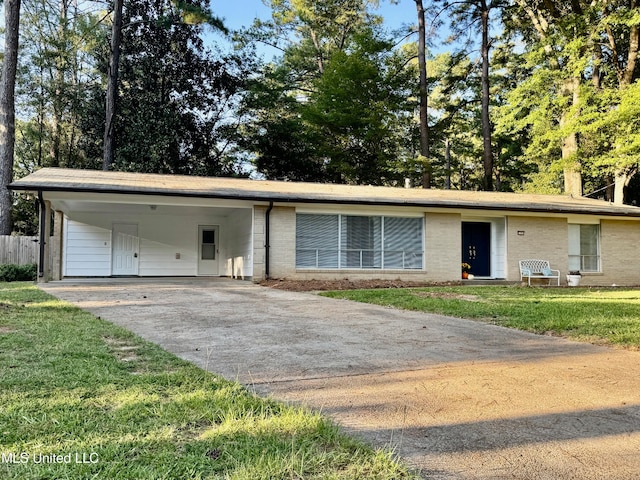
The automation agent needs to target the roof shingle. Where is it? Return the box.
[9,167,640,218]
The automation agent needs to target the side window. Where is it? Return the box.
[568,224,600,272]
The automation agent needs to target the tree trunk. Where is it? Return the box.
[561,136,582,196]
[0,0,21,235]
[560,77,582,197]
[613,0,639,204]
[614,169,636,205]
[103,0,124,171]
[605,174,615,202]
[415,0,431,188]
[622,0,639,86]
[480,0,493,191]
[51,0,70,168]
[444,138,451,189]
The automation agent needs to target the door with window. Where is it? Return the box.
[112,223,139,276]
[198,225,219,275]
[462,222,491,277]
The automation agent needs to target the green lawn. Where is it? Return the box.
[322,286,640,349]
[0,282,416,480]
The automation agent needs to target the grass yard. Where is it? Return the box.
[322,286,640,349]
[0,282,416,480]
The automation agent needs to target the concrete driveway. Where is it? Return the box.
[41,278,640,479]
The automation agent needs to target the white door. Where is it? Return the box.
[112,223,139,275]
[198,225,219,276]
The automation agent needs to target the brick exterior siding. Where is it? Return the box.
[258,208,463,282]
[267,206,296,279]
[425,212,461,282]
[597,220,640,286]
[252,206,266,281]
[506,216,569,284]
[253,206,640,286]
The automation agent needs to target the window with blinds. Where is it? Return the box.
[296,214,339,268]
[296,214,424,270]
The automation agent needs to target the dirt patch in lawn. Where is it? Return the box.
[103,336,141,363]
[260,278,460,292]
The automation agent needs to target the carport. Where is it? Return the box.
[50,192,255,278]
[41,278,640,480]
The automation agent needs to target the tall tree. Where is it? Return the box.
[103,0,123,171]
[17,0,106,172]
[425,51,485,190]
[266,0,379,75]
[500,0,640,202]
[0,0,21,235]
[103,0,228,172]
[302,28,413,184]
[238,0,413,184]
[111,0,243,175]
[432,0,506,191]
[478,0,492,191]
[415,0,431,188]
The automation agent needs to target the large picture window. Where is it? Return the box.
[568,224,600,272]
[296,214,423,270]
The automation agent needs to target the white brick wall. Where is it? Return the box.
[596,220,640,286]
[506,216,569,283]
[268,206,296,278]
[253,206,266,280]
[425,212,461,281]
[253,207,640,286]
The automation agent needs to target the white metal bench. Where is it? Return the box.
[519,259,560,286]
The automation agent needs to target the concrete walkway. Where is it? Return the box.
[41,278,640,479]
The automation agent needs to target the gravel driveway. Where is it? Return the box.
[41,278,640,479]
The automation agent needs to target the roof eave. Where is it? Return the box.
[9,182,640,219]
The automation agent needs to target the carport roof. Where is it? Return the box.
[9,167,640,218]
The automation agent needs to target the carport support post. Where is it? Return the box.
[37,197,52,283]
[265,201,273,279]
[51,210,63,280]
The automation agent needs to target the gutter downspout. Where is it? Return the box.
[265,201,273,280]
[37,191,46,279]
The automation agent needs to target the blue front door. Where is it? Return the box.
[462,222,491,277]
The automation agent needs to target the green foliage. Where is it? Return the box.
[238,1,415,184]
[425,52,484,189]
[0,264,37,282]
[10,193,38,236]
[8,0,640,211]
[0,283,417,479]
[11,0,251,190]
[170,0,227,30]
[497,0,640,198]
[301,28,413,184]
[577,81,640,176]
[112,0,249,176]
[16,1,106,171]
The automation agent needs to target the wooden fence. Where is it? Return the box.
[0,236,38,265]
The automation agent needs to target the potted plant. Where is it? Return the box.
[461,262,471,279]
[566,270,581,287]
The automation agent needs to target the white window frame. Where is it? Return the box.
[296,213,424,270]
[568,223,601,273]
